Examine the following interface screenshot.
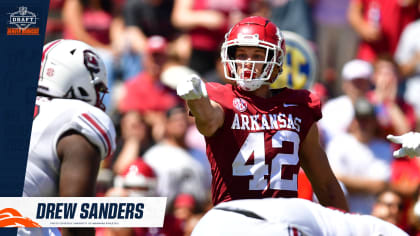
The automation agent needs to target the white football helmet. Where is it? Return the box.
[38,39,108,110]
[221,16,285,91]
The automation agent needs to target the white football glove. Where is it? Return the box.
[176,74,208,100]
[387,132,420,158]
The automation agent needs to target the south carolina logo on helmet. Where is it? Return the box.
[221,16,286,91]
[38,39,108,110]
[84,50,101,74]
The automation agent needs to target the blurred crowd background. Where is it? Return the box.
[44,0,420,235]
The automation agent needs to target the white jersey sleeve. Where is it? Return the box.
[23,97,116,197]
[56,103,116,159]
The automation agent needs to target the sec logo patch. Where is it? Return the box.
[46,68,54,77]
[233,98,247,112]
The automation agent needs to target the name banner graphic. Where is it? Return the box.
[0,197,166,228]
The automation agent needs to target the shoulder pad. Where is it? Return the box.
[61,105,116,159]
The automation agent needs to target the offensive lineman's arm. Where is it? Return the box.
[177,75,224,137]
[57,130,101,236]
[299,124,349,212]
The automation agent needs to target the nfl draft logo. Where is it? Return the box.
[7,6,39,35]
[233,98,247,112]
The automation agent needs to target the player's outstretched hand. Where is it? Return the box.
[177,74,208,100]
[387,132,420,158]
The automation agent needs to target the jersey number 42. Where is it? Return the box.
[232,130,299,191]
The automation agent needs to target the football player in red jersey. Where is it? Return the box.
[177,16,348,211]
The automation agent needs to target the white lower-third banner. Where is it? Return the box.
[0,197,166,228]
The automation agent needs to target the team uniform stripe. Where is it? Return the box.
[79,116,108,156]
[293,227,299,236]
[85,113,114,156]
[288,226,301,236]
[215,207,266,220]
[40,40,63,82]
[81,113,111,157]
[80,113,110,157]
[41,39,62,62]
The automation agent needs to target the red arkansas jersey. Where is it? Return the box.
[205,83,322,205]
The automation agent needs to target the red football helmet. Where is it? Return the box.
[114,159,157,197]
[221,16,285,91]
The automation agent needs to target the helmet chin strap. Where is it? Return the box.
[237,79,265,91]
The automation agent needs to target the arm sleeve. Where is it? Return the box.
[205,82,232,115]
[308,91,322,121]
[56,108,117,160]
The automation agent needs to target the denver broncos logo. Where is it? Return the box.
[0,208,41,227]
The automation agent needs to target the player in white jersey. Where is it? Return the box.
[19,39,116,236]
[192,198,408,236]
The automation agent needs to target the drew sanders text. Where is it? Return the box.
[36,202,144,220]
